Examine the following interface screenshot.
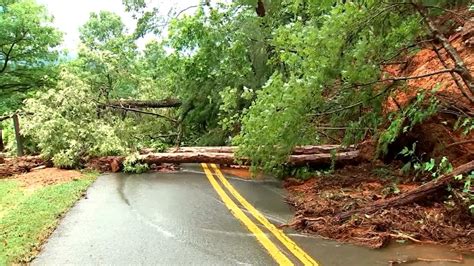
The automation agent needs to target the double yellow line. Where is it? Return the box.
[201,163,319,266]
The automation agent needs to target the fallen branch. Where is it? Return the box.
[389,256,464,265]
[445,139,474,149]
[0,114,13,122]
[101,103,178,123]
[389,231,422,243]
[104,98,181,108]
[432,44,474,103]
[353,68,455,87]
[315,67,457,116]
[335,160,474,221]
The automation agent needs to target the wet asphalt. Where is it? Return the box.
[33,164,471,266]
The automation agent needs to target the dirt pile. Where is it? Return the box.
[85,156,124,172]
[385,10,473,112]
[0,156,48,178]
[13,168,84,189]
[284,163,474,252]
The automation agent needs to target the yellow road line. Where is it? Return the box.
[201,163,293,266]
[210,163,319,266]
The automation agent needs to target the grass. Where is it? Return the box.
[0,172,97,265]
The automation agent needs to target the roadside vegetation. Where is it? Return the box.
[0,0,473,253]
[0,170,97,264]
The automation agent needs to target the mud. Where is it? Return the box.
[284,163,474,252]
[12,168,84,189]
[0,156,47,178]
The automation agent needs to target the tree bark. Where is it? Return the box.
[167,145,354,155]
[12,114,23,156]
[0,127,4,152]
[139,150,359,166]
[335,160,474,222]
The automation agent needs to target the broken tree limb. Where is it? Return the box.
[104,98,181,108]
[138,150,360,166]
[167,145,355,155]
[335,160,474,222]
[100,103,178,123]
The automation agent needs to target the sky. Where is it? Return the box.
[36,0,199,53]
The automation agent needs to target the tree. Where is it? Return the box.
[0,0,62,114]
[76,11,139,101]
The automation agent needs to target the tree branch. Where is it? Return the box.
[414,3,474,95]
[100,103,178,123]
[431,45,474,104]
[352,68,455,88]
[0,42,15,74]
[104,99,182,109]
[314,68,455,116]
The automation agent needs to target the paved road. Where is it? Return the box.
[34,164,470,265]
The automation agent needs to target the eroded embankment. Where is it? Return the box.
[284,163,474,252]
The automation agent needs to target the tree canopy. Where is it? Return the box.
[0,0,62,114]
[1,0,472,174]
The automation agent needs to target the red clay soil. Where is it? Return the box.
[11,168,84,188]
[384,11,474,112]
[284,163,474,252]
[380,19,474,165]
[85,156,124,172]
[0,156,47,178]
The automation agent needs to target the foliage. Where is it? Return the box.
[21,10,176,167]
[11,0,471,175]
[454,117,474,135]
[77,11,140,101]
[22,70,127,167]
[378,91,439,156]
[233,1,431,173]
[399,142,453,178]
[0,120,38,155]
[123,153,149,174]
[0,174,96,264]
[0,0,62,115]
[454,171,474,214]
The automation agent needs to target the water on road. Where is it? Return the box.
[33,164,472,265]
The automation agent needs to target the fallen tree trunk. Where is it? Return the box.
[293,145,355,155]
[335,160,474,222]
[167,145,354,155]
[168,146,236,153]
[139,150,359,166]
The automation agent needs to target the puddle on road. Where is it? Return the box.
[289,230,473,265]
[117,174,130,205]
